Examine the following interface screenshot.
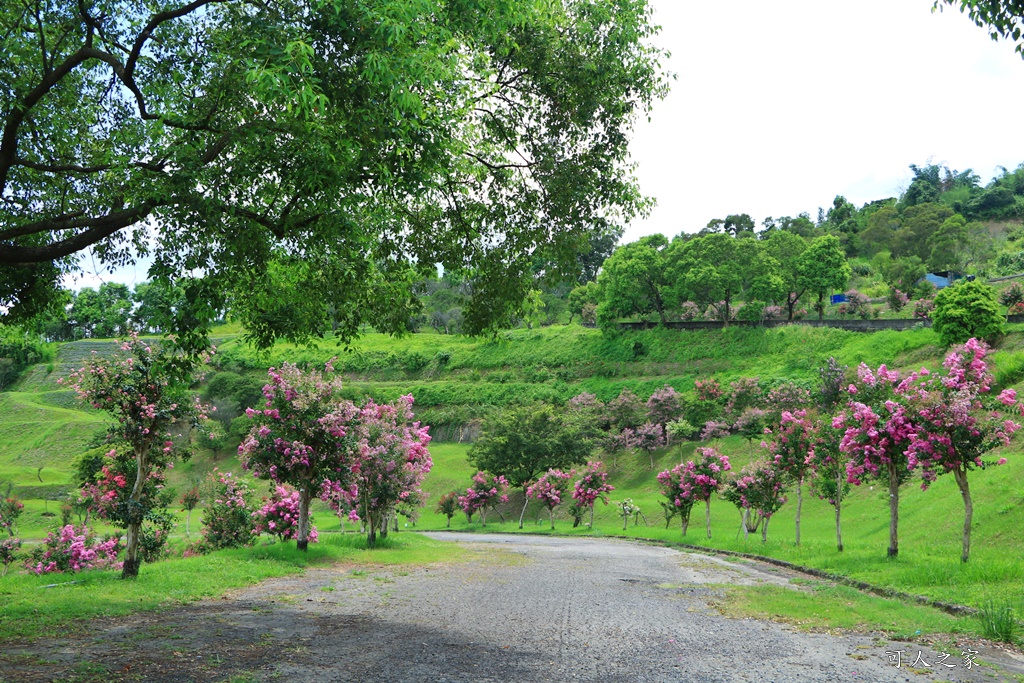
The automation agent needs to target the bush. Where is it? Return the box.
[886,288,909,313]
[1000,282,1024,308]
[190,471,256,553]
[26,525,120,574]
[252,485,319,543]
[932,280,1005,347]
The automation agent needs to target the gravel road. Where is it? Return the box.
[5,533,1023,682]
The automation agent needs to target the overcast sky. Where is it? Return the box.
[69,0,1024,290]
[625,0,1024,242]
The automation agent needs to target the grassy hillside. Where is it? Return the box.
[1,323,1022,624]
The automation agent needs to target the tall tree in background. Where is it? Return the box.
[596,235,673,326]
[798,235,851,320]
[0,0,668,348]
[761,230,808,320]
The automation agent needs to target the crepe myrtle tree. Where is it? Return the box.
[901,339,1018,562]
[238,360,356,551]
[763,410,817,546]
[838,363,917,558]
[66,333,208,578]
[572,461,615,528]
[527,469,572,530]
[0,0,668,350]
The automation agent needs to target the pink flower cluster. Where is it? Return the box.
[252,486,319,543]
[27,525,120,575]
[571,461,615,508]
[527,469,572,510]
[459,472,509,519]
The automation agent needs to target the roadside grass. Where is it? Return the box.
[708,582,975,639]
[0,532,465,641]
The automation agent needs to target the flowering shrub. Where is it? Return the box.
[253,486,319,543]
[572,461,614,527]
[765,382,812,413]
[694,378,723,402]
[0,497,24,537]
[0,537,21,575]
[527,469,571,529]
[459,472,509,525]
[26,525,120,575]
[607,389,644,430]
[689,447,731,538]
[665,419,698,442]
[191,470,256,553]
[699,420,731,441]
[434,492,459,528]
[733,408,768,445]
[843,289,871,319]
[887,288,910,313]
[913,298,934,319]
[679,301,701,321]
[999,282,1024,307]
[807,418,850,551]
[1009,302,1024,315]
[138,510,176,563]
[763,305,783,321]
[725,377,762,418]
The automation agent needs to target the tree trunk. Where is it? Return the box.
[121,445,150,579]
[954,466,973,563]
[681,508,689,536]
[185,509,191,537]
[705,499,712,539]
[446,515,451,529]
[549,507,555,530]
[761,515,770,543]
[518,487,529,529]
[795,477,803,546]
[817,292,825,321]
[887,461,899,558]
[296,487,311,552]
[835,466,844,552]
[589,505,595,528]
[741,508,749,542]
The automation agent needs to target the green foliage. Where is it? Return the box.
[931,280,1005,346]
[0,0,668,349]
[798,235,851,318]
[977,598,1021,643]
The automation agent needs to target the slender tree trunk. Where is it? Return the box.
[887,462,899,558]
[741,508,749,542]
[122,446,150,579]
[589,505,595,528]
[705,499,712,539]
[296,488,311,551]
[549,507,555,530]
[835,466,844,552]
[761,515,770,543]
[446,515,451,529]
[681,508,689,536]
[185,509,191,537]
[954,467,973,563]
[795,476,803,546]
[818,292,825,321]
[518,487,529,529]
[364,493,377,548]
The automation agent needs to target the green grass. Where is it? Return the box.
[0,532,466,641]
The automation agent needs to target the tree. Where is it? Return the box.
[596,235,673,327]
[468,405,593,528]
[808,419,850,552]
[678,447,731,539]
[932,279,1005,347]
[527,469,572,529]
[238,361,356,551]
[798,235,851,320]
[935,2,1024,57]
[434,492,459,529]
[459,473,509,526]
[0,1,667,348]
[764,410,816,546]
[670,233,774,323]
[902,339,1018,562]
[838,363,917,558]
[927,215,994,273]
[67,333,206,578]
[571,461,615,528]
[761,230,808,320]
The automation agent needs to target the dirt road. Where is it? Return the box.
[5,533,1023,682]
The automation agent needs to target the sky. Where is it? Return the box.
[67,0,1024,290]
[624,0,1024,242]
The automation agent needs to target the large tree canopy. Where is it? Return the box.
[0,0,667,347]
[936,1,1024,55]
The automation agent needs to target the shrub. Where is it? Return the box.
[26,525,120,575]
[1010,302,1024,315]
[844,290,871,319]
[191,471,256,553]
[932,280,1005,347]
[913,298,935,319]
[0,497,24,536]
[1000,282,1024,308]
[678,301,701,321]
[434,492,459,528]
[0,538,21,576]
[887,288,909,313]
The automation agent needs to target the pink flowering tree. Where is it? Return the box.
[633,422,666,468]
[735,461,788,543]
[253,485,319,544]
[571,461,615,528]
[191,470,257,553]
[688,447,731,539]
[238,361,357,551]
[0,496,24,537]
[808,418,850,552]
[722,470,758,540]
[459,472,509,526]
[180,486,200,537]
[839,363,917,558]
[656,461,696,535]
[527,469,572,529]
[0,537,21,575]
[344,396,432,547]
[67,333,208,578]
[646,385,681,432]
[900,339,1019,562]
[764,410,817,546]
